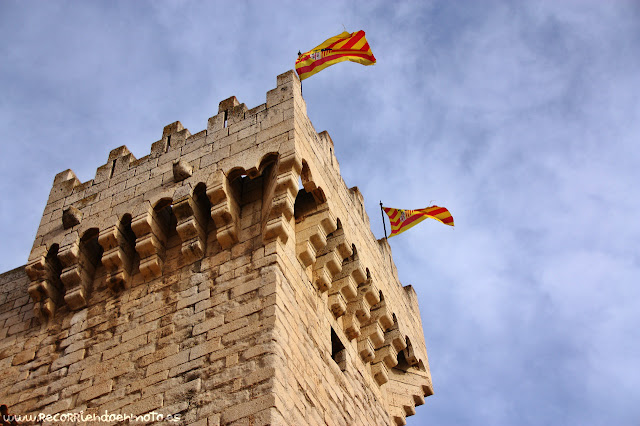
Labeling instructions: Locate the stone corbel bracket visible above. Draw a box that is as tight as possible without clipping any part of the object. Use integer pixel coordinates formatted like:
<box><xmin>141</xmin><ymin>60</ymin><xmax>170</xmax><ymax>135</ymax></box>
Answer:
<box><xmin>374</xmin><ymin>344</ymin><xmax>400</xmax><ymax>371</ymax></box>
<box><xmin>380</xmin><ymin>320</ymin><xmax>408</xmax><ymax>367</ymax></box>
<box><xmin>328</xmin><ymin>249</ymin><xmax>367</xmax><ymax>319</ymax></box>
<box><xmin>207</xmin><ymin>170</ymin><xmax>240</xmax><ymax>250</ymax></box>
<box><xmin>58</xmin><ymin>231</ymin><xmax>102</xmax><ymax>310</ymax></box>
<box><xmin>357</xmin><ymin>289</ymin><xmax>394</xmax><ymax>369</ymax></box>
<box><xmin>131</xmin><ymin>206</ymin><xmax>167</xmax><ymax>281</ymax></box>
<box><xmin>344</xmin><ymin>276</ymin><xmax>381</xmax><ymax>341</ymax></box>
<box><xmin>295</xmin><ymin>203</ymin><xmax>337</xmax><ymax>268</ymax></box>
<box><xmin>313</xmin><ymin>226</ymin><xmax>352</xmax><ymax>292</ymax></box>
<box><xmin>374</xmin><ymin>323</ymin><xmax>406</xmax><ymax>373</ymax></box>
<box><xmin>358</xmin><ymin>320</ymin><xmax>384</xmax><ymax>365</ymax></box>
<box><xmin>173</xmin><ymin>185</ymin><xmax>209</xmax><ymax>260</ymax></box>
<box><xmin>25</xmin><ymin>251</ymin><xmax>63</xmax><ymax>322</ymax></box>
<box><xmin>358</xmin><ymin>278</ymin><xmax>381</xmax><ymax>308</ymax></box>
<box><xmin>263</xmin><ymin>151</ymin><xmax>301</xmax><ymax>244</ymax></box>
<box><xmin>386</xmin><ymin>355</ymin><xmax>433</xmax><ymax>426</ymax></box>
<box><xmin>368</xmin><ymin>297</ymin><xmax>405</xmax><ymax>392</ymax></box>
<box><xmin>98</xmin><ymin>219</ymin><xmax>135</xmax><ymax>291</ymax></box>
<box><xmin>343</xmin><ymin>298</ymin><xmax>367</xmax><ymax>340</ymax></box>
<box><xmin>371</xmin><ymin>361</ymin><xmax>389</xmax><ymax>386</ymax></box>
<box><xmin>395</xmin><ymin>352</ymin><xmax>433</xmax><ymax>420</ymax></box>
<box><xmin>370</xmin><ymin>296</ymin><xmax>394</xmax><ymax>332</ymax></box>
<box><xmin>343</xmin><ymin>277</ymin><xmax>379</xmax><ymax>341</ymax></box>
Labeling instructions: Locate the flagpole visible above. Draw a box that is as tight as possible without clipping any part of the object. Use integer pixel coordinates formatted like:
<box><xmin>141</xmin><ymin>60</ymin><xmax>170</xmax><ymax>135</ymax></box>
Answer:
<box><xmin>297</xmin><ymin>51</ymin><xmax>303</xmax><ymax>96</ymax></box>
<box><xmin>380</xmin><ymin>201</ymin><xmax>388</xmax><ymax>239</ymax></box>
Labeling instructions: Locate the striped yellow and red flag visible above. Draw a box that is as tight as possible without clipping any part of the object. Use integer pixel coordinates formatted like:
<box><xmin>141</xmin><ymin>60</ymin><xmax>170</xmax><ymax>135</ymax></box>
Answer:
<box><xmin>383</xmin><ymin>206</ymin><xmax>454</xmax><ymax>237</ymax></box>
<box><xmin>295</xmin><ymin>30</ymin><xmax>376</xmax><ymax>81</ymax></box>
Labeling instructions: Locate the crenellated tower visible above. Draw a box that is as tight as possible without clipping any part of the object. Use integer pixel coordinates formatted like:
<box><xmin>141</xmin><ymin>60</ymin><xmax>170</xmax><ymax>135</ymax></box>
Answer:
<box><xmin>1</xmin><ymin>71</ymin><xmax>432</xmax><ymax>425</ymax></box>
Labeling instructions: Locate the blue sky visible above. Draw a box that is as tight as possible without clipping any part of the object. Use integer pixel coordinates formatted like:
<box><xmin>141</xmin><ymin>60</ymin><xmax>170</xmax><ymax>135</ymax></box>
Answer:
<box><xmin>1</xmin><ymin>1</ymin><xmax>639</xmax><ymax>424</ymax></box>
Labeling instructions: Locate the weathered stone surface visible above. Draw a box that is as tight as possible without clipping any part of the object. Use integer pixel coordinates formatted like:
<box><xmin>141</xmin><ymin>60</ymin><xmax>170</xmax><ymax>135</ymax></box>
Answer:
<box><xmin>172</xmin><ymin>160</ymin><xmax>193</xmax><ymax>182</ymax></box>
<box><xmin>62</xmin><ymin>206</ymin><xmax>82</xmax><ymax>229</ymax></box>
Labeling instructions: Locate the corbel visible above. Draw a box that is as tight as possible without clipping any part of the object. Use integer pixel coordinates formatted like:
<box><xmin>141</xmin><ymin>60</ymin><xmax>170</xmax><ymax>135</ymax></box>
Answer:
<box><xmin>312</xmin><ymin>226</ymin><xmax>351</xmax><ymax>292</ymax></box>
<box><xmin>25</xmin><ymin>252</ymin><xmax>63</xmax><ymax>322</ymax></box>
<box><xmin>173</xmin><ymin>187</ymin><xmax>208</xmax><ymax>260</ymax></box>
<box><xmin>207</xmin><ymin>170</ymin><xmax>240</xmax><ymax>249</ymax></box>
<box><xmin>98</xmin><ymin>220</ymin><xmax>135</xmax><ymax>291</ymax></box>
<box><xmin>131</xmin><ymin>207</ymin><xmax>167</xmax><ymax>280</ymax></box>
<box><xmin>295</xmin><ymin>203</ymin><xmax>337</xmax><ymax>267</ymax></box>
<box><xmin>263</xmin><ymin>151</ymin><xmax>301</xmax><ymax>243</ymax></box>
<box><xmin>58</xmin><ymin>232</ymin><xmax>101</xmax><ymax>310</ymax></box>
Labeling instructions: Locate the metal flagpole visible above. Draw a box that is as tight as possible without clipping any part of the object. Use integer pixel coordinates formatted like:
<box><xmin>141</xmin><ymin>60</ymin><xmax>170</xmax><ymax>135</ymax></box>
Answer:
<box><xmin>297</xmin><ymin>51</ymin><xmax>303</xmax><ymax>96</ymax></box>
<box><xmin>380</xmin><ymin>201</ymin><xmax>388</xmax><ymax>239</ymax></box>
<box><xmin>380</xmin><ymin>202</ymin><xmax>394</xmax><ymax>272</ymax></box>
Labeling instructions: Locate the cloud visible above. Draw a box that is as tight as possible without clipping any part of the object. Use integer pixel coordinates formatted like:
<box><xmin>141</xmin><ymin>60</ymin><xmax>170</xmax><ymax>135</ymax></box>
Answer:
<box><xmin>0</xmin><ymin>1</ymin><xmax>639</xmax><ymax>425</ymax></box>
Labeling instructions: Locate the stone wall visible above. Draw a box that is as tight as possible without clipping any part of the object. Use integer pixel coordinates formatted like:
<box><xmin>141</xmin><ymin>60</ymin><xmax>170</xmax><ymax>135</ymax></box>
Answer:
<box><xmin>0</xmin><ymin>71</ymin><xmax>432</xmax><ymax>425</ymax></box>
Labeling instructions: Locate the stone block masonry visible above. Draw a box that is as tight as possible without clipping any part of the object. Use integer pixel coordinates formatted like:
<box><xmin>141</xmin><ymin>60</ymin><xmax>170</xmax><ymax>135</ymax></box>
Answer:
<box><xmin>0</xmin><ymin>70</ymin><xmax>433</xmax><ymax>425</ymax></box>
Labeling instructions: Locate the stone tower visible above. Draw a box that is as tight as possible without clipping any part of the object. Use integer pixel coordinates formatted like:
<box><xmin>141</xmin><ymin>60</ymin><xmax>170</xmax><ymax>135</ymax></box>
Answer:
<box><xmin>0</xmin><ymin>71</ymin><xmax>433</xmax><ymax>425</ymax></box>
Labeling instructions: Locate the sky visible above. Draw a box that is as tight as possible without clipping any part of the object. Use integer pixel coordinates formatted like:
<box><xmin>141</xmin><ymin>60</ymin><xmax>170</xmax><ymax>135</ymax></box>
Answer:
<box><xmin>1</xmin><ymin>1</ymin><xmax>639</xmax><ymax>424</ymax></box>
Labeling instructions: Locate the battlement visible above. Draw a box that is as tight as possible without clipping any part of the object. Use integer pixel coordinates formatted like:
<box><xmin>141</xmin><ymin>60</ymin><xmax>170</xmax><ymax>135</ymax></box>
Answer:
<box><xmin>3</xmin><ymin>70</ymin><xmax>432</xmax><ymax>425</ymax></box>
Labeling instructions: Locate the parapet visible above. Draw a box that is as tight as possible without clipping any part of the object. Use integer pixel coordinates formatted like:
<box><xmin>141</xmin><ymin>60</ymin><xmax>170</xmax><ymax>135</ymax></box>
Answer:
<box><xmin>14</xmin><ymin>70</ymin><xmax>432</xmax><ymax>425</ymax></box>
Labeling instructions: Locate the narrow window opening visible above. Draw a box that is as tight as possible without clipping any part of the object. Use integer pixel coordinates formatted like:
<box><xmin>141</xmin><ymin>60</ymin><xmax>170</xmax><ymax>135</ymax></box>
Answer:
<box><xmin>153</xmin><ymin>198</ymin><xmax>177</xmax><ymax>237</ymax></box>
<box><xmin>120</xmin><ymin>214</ymin><xmax>136</xmax><ymax>256</ymax></box>
<box><xmin>330</xmin><ymin>148</ymin><xmax>333</xmax><ymax>166</ymax></box>
<box><xmin>109</xmin><ymin>159</ymin><xmax>117</xmax><ymax>178</ymax></box>
<box><xmin>224</xmin><ymin>110</ymin><xmax>228</xmax><ymax>128</ymax></box>
<box><xmin>166</xmin><ymin>135</ymin><xmax>171</xmax><ymax>153</ymax></box>
<box><xmin>193</xmin><ymin>183</ymin><xmax>212</xmax><ymax>233</ymax></box>
<box><xmin>331</xmin><ymin>327</ymin><xmax>347</xmax><ymax>371</ymax></box>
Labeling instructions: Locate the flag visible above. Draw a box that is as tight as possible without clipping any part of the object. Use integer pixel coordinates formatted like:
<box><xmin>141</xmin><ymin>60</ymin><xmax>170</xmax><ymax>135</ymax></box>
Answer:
<box><xmin>383</xmin><ymin>206</ymin><xmax>454</xmax><ymax>237</ymax></box>
<box><xmin>295</xmin><ymin>30</ymin><xmax>376</xmax><ymax>81</ymax></box>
